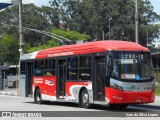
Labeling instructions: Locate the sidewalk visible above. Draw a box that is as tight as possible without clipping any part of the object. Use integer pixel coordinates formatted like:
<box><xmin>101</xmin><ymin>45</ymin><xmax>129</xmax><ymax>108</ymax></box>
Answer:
<box><xmin>0</xmin><ymin>88</ymin><xmax>17</xmax><ymax>96</ymax></box>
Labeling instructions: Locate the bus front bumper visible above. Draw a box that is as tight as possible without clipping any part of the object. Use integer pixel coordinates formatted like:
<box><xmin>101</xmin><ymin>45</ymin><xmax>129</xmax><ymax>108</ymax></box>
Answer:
<box><xmin>106</xmin><ymin>88</ymin><xmax>155</xmax><ymax>104</ymax></box>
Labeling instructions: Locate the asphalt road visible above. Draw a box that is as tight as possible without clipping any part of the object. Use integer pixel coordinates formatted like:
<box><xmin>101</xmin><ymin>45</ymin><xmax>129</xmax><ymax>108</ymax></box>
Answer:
<box><xmin>0</xmin><ymin>95</ymin><xmax>160</xmax><ymax>120</ymax></box>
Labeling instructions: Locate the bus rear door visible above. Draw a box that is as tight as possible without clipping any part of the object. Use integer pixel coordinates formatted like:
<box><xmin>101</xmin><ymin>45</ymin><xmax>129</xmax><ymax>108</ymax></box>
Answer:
<box><xmin>26</xmin><ymin>62</ymin><xmax>34</xmax><ymax>97</ymax></box>
<box><xmin>93</xmin><ymin>55</ymin><xmax>105</xmax><ymax>101</ymax></box>
<box><xmin>56</xmin><ymin>59</ymin><xmax>67</xmax><ymax>99</ymax></box>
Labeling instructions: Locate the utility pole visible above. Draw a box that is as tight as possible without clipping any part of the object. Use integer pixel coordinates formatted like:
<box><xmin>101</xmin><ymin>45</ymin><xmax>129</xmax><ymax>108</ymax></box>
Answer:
<box><xmin>19</xmin><ymin>0</ymin><xmax>24</xmax><ymax>57</ymax></box>
<box><xmin>135</xmin><ymin>0</ymin><xmax>139</xmax><ymax>43</ymax></box>
<box><xmin>102</xmin><ymin>30</ymin><xmax>104</xmax><ymax>40</ymax></box>
<box><xmin>109</xmin><ymin>18</ymin><xmax>112</xmax><ymax>40</ymax></box>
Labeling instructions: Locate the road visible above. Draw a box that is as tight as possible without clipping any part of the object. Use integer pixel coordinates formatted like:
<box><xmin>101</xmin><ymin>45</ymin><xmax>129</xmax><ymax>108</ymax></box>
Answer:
<box><xmin>0</xmin><ymin>95</ymin><xmax>160</xmax><ymax>120</ymax></box>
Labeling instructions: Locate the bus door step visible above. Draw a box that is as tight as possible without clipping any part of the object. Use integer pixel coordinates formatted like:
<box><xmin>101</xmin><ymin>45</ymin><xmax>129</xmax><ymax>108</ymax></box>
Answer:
<box><xmin>57</xmin><ymin>98</ymin><xmax>66</xmax><ymax>102</ymax></box>
<box><xmin>59</xmin><ymin>96</ymin><xmax>66</xmax><ymax>99</ymax></box>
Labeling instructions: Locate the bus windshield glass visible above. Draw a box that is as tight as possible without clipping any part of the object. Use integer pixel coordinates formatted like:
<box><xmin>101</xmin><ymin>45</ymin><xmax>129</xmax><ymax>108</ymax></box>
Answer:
<box><xmin>112</xmin><ymin>51</ymin><xmax>152</xmax><ymax>80</ymax></box>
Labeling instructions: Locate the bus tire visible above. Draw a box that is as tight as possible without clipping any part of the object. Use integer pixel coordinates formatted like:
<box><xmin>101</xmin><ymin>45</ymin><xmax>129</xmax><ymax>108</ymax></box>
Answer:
<box><xmin>34</xmin><ymin>88</ymin><xmax>42</xmax><ymax>104</ymax></box>
<box><xmin>80</xmin><ymin>89</ymin><xmax>91</xmax><ymax>109</ymax></box>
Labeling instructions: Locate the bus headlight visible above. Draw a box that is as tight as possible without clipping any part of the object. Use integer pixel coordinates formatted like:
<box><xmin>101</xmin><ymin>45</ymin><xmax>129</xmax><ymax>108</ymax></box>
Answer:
<box><xmin>110</xmin><ymin>83</ymin><xmax>123</xmax><ymax>91</ymax></box>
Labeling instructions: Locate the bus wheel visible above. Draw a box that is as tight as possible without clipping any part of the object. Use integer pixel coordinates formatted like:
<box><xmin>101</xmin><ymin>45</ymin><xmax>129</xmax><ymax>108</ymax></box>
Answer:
<box><xmin>81</xmin><ymin>89</ymin><xmax>90</xmax><ymax>109</ymax></box>
<box><xmin>34</xmin><ymin>88</ymin><xmax>42</xmax><ymax>104</ymax></box>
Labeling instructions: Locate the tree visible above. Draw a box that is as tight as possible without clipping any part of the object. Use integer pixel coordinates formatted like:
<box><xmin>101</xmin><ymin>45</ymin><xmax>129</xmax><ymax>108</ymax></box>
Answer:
<box><xmin>49</xmin><ymin>0</ymin><xmax>160</xmax><ymax>46</ymax></box>
<box><xmin>0</xmin><ymin>4</ymin><xmax>60</xmax><ymax>47</ymax></box>
<box><xmin>0</xmin><ymin>34</ymin><xmax>19</xmax><ymax>65</ymax></box>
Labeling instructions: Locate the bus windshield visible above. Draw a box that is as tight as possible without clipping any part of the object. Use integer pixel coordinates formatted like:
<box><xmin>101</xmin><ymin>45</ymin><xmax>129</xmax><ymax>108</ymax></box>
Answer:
<box><xmin>112</xmin><ymin>51</ymin><xmax>152</xmax><ymax>80</ymax></box>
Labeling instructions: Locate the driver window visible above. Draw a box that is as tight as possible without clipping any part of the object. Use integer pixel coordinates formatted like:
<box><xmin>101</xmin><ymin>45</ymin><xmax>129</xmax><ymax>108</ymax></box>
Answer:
<box><xmin>106</xmin><ymin>54</ymin><xmax>113</xmax><ymax>76</ymax></box>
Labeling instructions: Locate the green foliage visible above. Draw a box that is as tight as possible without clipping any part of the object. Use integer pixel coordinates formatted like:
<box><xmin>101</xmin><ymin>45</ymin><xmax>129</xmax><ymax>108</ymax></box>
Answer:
<box><xmin>0</xmin><ymin>4</ymin><xmax>60</xmax><ymax>47</ymax></box>
<box><xmin>26</xmin><ymin>29</ymin><xmax>91</xmax><ymax>53</ymax></box>
<box><xmin>50</xmin><ymin>0</ymin><xmax>160</xmax><ymax>46</ymax></box>
<box><xmin>0</xmin><ymin>34</ymin><xmax>19</xmax><ymax>65</ymax></box>
<box><xmin>27</xmin><ymin>44</ymin><xmax>50</xmax><ymax>53</ymax></box>
<box><xmin>26</xmin><ymin>39</ymin><xmax>58</xmax><ymax>53</ymax></box>
<box><xmin>153</xmin><ymin>69</ymin><xmax>160</xmax><ymax>95</ymax></box>
<box><xmin>156</xmin><ymin>84</ymin><xmax>160</xmax><ymax>95</ymax></box>
<box><xmin>52</xmin><ymin>29</ymin><xmax>91</xmax><ymax>41</ymax></box>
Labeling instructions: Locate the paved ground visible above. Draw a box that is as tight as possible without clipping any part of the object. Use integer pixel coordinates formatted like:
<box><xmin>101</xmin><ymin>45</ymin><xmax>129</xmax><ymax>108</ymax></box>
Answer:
<box><xmin>0</xmin><ymin>95</ymin><xmax>160</xmax><ymax>120</ymax></box>
<box><xmin>0</xmin><ymin>93</ymin><xmax>160</xmax><ymax>120</ymax></box>
<box><xmin>0</xmin><ymin>88</ymin><xmax>160</xmax><ymax>106</ymax></box>
<box><xmin>0</xmin><ymin>88</ymin><xmax>160</xmax><ymax>104</ymax></box>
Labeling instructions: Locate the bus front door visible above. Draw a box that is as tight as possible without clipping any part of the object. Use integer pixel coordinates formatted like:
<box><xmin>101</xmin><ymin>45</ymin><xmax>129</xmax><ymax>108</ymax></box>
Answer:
<box><xmin>56</xmin><ymin>59</ymin><xmax>66</xmax><ymax>99</ymax></box>
<box><xmin>26</xmin><ymin>62</ymin><xmax>34</xmax><ymax>97</ymax></box>
<box><xmin>93</xmin><ymin>56</ymin><xmax>105</xmax><ymax>101</ymax></box>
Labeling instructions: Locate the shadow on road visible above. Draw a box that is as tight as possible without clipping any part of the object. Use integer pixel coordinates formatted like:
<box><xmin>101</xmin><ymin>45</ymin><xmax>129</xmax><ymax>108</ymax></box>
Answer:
<box><xmin>24</xmin><ymin>101</ymin><xmax>160</xmax><ymax>112</ymax></box>
<box><xmin>132</xmin><ymin>104</ymin><xmax>160</xmax><ymax>110</ymax></box>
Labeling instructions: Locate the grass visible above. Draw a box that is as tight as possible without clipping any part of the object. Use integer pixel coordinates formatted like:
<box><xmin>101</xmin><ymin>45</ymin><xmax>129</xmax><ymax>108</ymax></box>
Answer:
<box><xmin>155</xmin><ymin>83</ymin><xmax>160</xmax><ymax>95</ymax></box>
<box><xmin>153</xmin><ymin>69</ymin><xmax>160</xmax><ymax>95</ymax></box>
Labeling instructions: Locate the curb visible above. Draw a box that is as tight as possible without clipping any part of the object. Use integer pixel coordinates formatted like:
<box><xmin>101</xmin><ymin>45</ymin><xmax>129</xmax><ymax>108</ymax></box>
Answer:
<box><xmin>0</xmin><ymin>92</ymin><xmax>17</xmax><ymax>96</ymax></box>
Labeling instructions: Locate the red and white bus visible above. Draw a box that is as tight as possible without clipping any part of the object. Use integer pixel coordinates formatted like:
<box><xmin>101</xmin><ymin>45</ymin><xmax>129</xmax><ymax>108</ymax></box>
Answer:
<box><xmin>19</xmin><ymin>40</ymin><xmax>155</xmax><ymax>108</ymax></box>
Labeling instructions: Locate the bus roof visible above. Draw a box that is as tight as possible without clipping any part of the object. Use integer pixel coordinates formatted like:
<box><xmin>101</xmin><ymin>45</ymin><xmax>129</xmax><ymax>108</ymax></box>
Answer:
<box><xmin>21</xmin><ymin>40</ymin><xmax>149</xmax><ymax>60</ymax></box>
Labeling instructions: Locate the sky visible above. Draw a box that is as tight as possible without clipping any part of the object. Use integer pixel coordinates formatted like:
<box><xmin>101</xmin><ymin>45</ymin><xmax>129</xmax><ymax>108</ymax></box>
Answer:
<box><xmin>0</xmin><ymin>0</ymin><xmax>159</xmax><ymax>15</ymax></box>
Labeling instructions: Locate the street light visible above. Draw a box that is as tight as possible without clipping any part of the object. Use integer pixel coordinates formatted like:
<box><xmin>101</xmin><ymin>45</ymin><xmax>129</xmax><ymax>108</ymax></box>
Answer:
<box><xmin>121</xmin><ymin>33</ymin><xmax>124</xmax><ymax>40</ymax></box>
<box><xmin>109</xmin><ymin>18</ymin><xmax>112</xmax><ymax>40</ymax></box>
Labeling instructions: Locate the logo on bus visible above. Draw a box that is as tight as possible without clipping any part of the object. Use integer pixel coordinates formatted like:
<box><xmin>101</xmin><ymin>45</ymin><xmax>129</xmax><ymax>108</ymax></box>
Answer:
<box><xmin>45</xmin><ymin>80</ymin><xmax>54</xmax><ymax>86</ymax></box>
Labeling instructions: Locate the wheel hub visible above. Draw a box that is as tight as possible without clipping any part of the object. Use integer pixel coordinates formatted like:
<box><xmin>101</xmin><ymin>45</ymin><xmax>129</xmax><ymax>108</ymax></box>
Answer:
<box><xmin>37</xmin><ymin>94</ymin><xmax>40</xmax><ymax>102</ymax></box>
<box><xmin>83</xmin><ymin>94</ymin><xmax>88</xmax><ymax>104</ymax></box>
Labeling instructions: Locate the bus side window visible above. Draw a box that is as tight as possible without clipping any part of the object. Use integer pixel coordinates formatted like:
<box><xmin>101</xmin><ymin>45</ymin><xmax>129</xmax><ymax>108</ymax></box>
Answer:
<box><xmin>67</xmin><ymin>57</ymin><xmax>78</xmax><ymax>81</ymax></box>
<box><xmin>34</xmin><ymin>60</ymin><xmax>44</xmax><ymax>76</ymax></box>
<box><xmin>80</xmin><ymin>56</ymin><xmax>91</xmax><ymax>67</ymax></box>
<box><xmin>106</xmin><ymin>54</ymin><xmax>113</xmax><ymax>76</ymax></box>
<box><xmin>46</xmin><ymin>71</ymin><xmax>52</xmax><ymax>76</ymax></box>
<box><xmin>79</xmin><ymin>56</ymin><xmax>91</xmax><ymax>80</ymax></box>
<box><xmin>68</xmin><ymin>57</ymin><xmax>78</xmax><ymax>68</ymax></box>
<box><xmin>45</xmin><ymin>59</ymin><xmax>55</xmax><ymax>69</ymax></box>
<box><xmin>44</xmin><ymin>59</ymin><xmax>55</xmax><ymax>76</ymax></box>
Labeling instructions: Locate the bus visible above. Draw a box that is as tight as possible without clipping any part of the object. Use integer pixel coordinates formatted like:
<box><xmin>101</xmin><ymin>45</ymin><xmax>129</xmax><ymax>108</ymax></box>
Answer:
<box><xmin>19</xmin><ymin>40</ymin><xmax>155</xmax><ymax>108</ymax></box>
<box><xmin>2</xmin><ymin>65</ymin><xmax>18</xmax><ymax>88</ymax></box>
